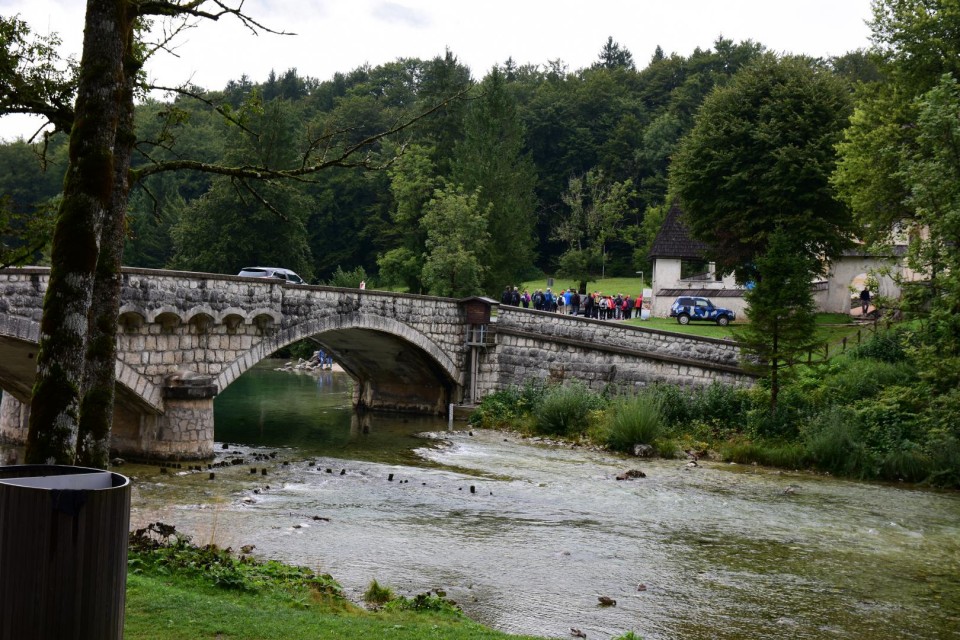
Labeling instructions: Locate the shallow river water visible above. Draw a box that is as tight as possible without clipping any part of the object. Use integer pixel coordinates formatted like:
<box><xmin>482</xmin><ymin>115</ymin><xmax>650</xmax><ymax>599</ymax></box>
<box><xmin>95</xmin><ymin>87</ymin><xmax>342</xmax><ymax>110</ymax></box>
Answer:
<box><xmin>122</xmin><ymin>363</ymin><xmax>960</xmax><ymax>640</ymax></box>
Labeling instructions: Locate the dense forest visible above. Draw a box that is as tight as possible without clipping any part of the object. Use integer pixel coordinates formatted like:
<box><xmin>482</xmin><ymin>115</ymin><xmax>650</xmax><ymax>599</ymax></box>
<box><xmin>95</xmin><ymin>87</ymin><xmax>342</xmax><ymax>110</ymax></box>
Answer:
<box><xmin>0</xmin><ymin>36</ymin><xmax>876</xmax><ymax>296</ymax></box>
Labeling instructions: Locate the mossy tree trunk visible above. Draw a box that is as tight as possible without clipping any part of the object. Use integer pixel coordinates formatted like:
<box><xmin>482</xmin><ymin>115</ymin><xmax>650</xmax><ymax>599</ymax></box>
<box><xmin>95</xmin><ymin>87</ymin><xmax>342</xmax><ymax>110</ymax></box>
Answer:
<box><xmin>26</xmin><ymin>0</ymin><xmax>131</xmax><ymax>465</ymax></box>
<box><xmin>77</xmin><ymin>15</ymin><xmax>138</xmax><ymax>469</ymax></box>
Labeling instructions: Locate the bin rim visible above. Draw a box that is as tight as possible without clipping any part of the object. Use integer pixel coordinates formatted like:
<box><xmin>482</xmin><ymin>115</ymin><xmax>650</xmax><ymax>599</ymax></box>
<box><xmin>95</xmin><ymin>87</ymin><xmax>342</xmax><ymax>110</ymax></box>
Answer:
<box><xmin>0</xmin><ymin>464</ymin><xmax>130</xmax><ymax>490</ymax></box>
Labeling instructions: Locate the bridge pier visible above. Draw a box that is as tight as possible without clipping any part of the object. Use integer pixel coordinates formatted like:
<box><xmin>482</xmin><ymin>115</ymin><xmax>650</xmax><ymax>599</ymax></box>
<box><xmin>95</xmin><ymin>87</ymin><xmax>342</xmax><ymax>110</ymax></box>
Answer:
<box><xmin>110</xmin><ymin>374</ymin><xmax>218</xmax><ymax>461</ymax></box>
<box><xmin>0</xmin><ymin>393</ymin><xmax>29</xmax><ymax>446</ymax></box>
<box><xmin>0</xmin><ymin>384</ymin><xmax>217</xmax><ymax>463</ymax></box>
<box><xmin>113</xmin><ymin>397</ymin><xmax>215</xmax><ymax>461</ymax></box>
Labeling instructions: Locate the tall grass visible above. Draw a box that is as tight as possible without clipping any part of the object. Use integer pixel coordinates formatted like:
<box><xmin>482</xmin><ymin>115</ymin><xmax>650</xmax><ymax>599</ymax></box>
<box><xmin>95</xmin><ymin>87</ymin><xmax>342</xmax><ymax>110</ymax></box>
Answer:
<box><xmin>601</xmin><ymin>392</ymin><xmax>664</xmax><ymax>453</ymax></box>
<box><xmin>533</xmin><ymin>382</ymin><xmax>602</xmax><ymax>437</ymax></box>
<box><xmin>719</xmin><ymin>439</ymin><xmax>809</xmax><ymax>468</ymax></box>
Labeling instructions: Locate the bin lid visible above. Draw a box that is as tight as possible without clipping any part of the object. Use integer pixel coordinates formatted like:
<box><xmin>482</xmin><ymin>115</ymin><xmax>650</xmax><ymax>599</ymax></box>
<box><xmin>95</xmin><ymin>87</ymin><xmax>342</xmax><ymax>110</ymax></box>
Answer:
<box><xmin>0</xmin><ymin>471</ymin><xmax>113</xmax><ymax>490</ymax></box>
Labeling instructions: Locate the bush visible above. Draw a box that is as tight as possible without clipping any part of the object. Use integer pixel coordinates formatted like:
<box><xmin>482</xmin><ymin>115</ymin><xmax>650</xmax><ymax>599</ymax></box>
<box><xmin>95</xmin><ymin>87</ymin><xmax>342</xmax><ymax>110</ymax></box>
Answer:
<box><xmin>719</xmin><ymin>439</ymin><xmax>808</xmax><ymax>468</ymax></box>
<box><xmin>533</xmin><ymin>382</ymin><xmax>603</xmax><ymax>437</ymax></box>
<box><xmin>383</xmin><ymin>591</ymin><xmax>461</xmax><ymax>614</ymax></box>
<box><xmin>879</xmin><ymin>447</ymin><xmax>931</xmax><ymax>483</ymax></box>
<box><xmin>647</xmin><ymin>383</ymin><xmax>695</xmax><ymax>426</ymax></box>
<box><xmin>854</xmin><ymin>385</ymin><xmax>923</xmax><ymax>454</ymax></box>
<box><xmin>326</xmin><ymin>265</ymin><xmax>369</xmax><ymax>288</ymax></box>
<box><xmin>601</xmin><ymin>392</ymin><xmax>664</xmax><ymax>453</ymax></box>
<box><xmin>804</xmin><ymin>408</ymin><xmax>878</xmax><ymax>479</ymax></box>
<box><xmin>746</xmin><ymin>402</ymin><xmax>803</xmax><ymax>441</ymax></box>
<box><xmin>469</xmin><ymin>381</ymin><xmax>546</xmax><ymax>428</ymax></box>
<box><xmin>823</xmin><ymin>359</ymin><xmax>916</xmax><ymax>405</ymax></box>
<box><xmin>850</xmin><ymin>329</ymin><xmax>908</xmax><ymax>363</ymax></box>
<box><xmin>691</xmin><ymin>382</ymin><xmax>752</xmax><ymax>436</ymax></box>
<box><xmin>922</xmin><ymin>429</ymin><xmax>960</xmax><ymax>488</ymax></box>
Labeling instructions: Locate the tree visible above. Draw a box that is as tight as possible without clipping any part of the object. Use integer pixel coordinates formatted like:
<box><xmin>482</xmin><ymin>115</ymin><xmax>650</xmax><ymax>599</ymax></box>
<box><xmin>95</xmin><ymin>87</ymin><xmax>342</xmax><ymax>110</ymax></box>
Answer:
<box><xmin>736</xmin><ymin>230</ymin><xmax>820</xmax><ymax>413</ymax></box>
<box><xmin>419</xmin><ymin>183</ymin><xmax>490</xmax><ymax>297</ymax></box>
<box><xmin>833</xmin><ymin>0</ymin><xmax>960</xmax><ymax>243</ymax></box>
<box><xmin>670</xmin><ymin>54</ymin><xmax>854</xmax><ymax>282</ymax></box>
<box><xmin>898</xmin><ymin>75</ymin><xmax>960</xmax><ymax>388</ymax></box>
<box><xmin>452</xmin><ymin>68</ymin><xmax>538</xmax><ymax>291</ymax></box>
<box><xmin>24</xmin><ymin>0</ymin><xmax>135</xmax><ymax>465</ymax></box>
<box><xmin>169</xmin><ymin>100</ymin><xmax>314</xmax><ymax>279</ymax></box>
<box><xmin>0</xmin><ymin>16</ymin><xmax>76</xmax><ymax>138</ymax></box>
<box><xmin>554</xmin><ymin>170</ymin><xmax>636</xmax><ymax>286</ymax></box>
<box><xmin>595</xmin><ymin>36</ymin><xmax>635</xmax><ymax>71</ymax></box>
<box><xmin>4</xmin><ymin>2</ymin><xmax>463</xmax><ymax>467</ymax></box>
<box><xmin>377</xmin><ymin>144</ymin><xmax>439</xmax><ymax>292</ymax></box>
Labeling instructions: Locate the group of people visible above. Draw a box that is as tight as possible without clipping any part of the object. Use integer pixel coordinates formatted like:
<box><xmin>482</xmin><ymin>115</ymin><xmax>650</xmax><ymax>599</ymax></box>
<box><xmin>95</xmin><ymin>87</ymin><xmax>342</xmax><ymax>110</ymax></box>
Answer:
<box><xmin>500</xmin><ymin>285</ymin><xmax>643</xmax><ymax>320</ymax></box>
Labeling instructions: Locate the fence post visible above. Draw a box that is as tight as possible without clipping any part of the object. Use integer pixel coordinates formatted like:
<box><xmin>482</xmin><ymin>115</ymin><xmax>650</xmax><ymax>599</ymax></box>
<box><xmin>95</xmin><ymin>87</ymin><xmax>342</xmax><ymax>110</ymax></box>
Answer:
<box><xmin>842</xmin><ymin>337</ymin><xmax>847</xmax><ymax>352</ymax></box>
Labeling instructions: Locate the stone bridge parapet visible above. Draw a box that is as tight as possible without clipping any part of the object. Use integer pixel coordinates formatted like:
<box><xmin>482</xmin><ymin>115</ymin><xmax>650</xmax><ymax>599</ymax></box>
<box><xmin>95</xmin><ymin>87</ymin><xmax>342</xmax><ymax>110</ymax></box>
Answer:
<box><xmin>479</xmin><ymin>307</ymin><xmax>750</xmax><ymax>394</ymax></box>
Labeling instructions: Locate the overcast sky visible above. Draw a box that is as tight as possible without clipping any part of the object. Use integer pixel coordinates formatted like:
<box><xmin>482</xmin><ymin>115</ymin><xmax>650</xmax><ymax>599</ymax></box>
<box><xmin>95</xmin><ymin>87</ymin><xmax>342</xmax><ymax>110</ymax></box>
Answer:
<box><xmin>0</xmin><ymin>0</ymin><xmax>875</xmax><ymax>141</ymax></box>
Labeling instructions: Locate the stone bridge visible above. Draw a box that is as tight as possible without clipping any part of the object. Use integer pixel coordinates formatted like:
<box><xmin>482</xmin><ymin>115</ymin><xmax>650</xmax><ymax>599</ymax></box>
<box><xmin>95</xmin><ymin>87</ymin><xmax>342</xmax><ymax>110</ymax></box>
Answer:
<box><xmin>0</xmin><ymin>267</ymin><xmax>750</xmax><ymax>460</ymax></box>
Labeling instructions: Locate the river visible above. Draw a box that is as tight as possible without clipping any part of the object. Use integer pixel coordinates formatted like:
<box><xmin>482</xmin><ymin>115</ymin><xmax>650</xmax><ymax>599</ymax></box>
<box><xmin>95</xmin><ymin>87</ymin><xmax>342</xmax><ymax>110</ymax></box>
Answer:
<box><xmin>116</xmin><ymin>362</ymin><xmax>960</xmax><ymax>639</ymax></box>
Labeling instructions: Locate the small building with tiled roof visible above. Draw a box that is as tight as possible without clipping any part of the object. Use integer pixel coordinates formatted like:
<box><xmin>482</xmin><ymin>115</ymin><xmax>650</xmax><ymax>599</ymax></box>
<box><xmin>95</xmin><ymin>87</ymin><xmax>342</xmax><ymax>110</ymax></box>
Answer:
<box><xmin>646</xmin><ymin>202</ymin><xmax>915</xmax><ymax>319</ymax></box>
<box><xmin>647</xmin><ymin>203</ymin><xmax>744</xmax><ymax>318</ymax></box>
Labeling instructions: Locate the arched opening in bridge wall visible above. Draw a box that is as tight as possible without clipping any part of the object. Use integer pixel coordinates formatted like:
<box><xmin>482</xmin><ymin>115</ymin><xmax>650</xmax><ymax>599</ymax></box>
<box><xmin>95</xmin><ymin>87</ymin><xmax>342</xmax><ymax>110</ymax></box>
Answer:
<box><xmin>0</xmin><ymin>332</ymin><xmax>163</xmax><ymax>453</ymax></box>
<box><xmin>216</xmin><ymin>315</ymin><xmax>462</xmax><ymax>416</ymax></box>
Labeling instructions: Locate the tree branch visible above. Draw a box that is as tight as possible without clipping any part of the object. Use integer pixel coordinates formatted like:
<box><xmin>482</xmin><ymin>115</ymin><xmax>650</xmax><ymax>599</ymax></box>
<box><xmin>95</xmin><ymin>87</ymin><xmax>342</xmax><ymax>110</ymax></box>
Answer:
<box><xmin>133</xmin><ymin>87</ymin><xmax>469</xmax><ymax>183</ymax></box>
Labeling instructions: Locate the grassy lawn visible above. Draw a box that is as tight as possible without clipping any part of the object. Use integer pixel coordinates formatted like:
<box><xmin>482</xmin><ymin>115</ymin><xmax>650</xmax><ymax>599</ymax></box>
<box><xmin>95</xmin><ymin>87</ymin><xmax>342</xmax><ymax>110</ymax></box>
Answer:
<box><xmin>518</xmin><ymin>276</ymin><xmax>646</xmax><ymax>296</ymax></box>
<box><xmin>125</xmin><ymin>570</ymin><xmax>545</xmax><ymax>640</ymax></box>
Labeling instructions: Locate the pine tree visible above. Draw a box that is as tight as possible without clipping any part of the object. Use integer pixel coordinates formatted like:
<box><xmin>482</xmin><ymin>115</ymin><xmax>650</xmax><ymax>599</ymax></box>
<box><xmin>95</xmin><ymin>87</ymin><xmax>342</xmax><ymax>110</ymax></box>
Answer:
<box><xmin>736</xmin><ymin>230</ymin><xmax>819</xmax><ymax>412</ymax></box>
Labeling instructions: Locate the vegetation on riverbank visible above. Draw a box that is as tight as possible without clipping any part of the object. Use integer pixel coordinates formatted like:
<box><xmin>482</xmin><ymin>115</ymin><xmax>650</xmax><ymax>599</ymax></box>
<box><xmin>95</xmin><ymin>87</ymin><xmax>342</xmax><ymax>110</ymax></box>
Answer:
<box><xmin>124</xmin><ymin>523</ymin><xmax>547</xmax><ymax>640</ymax></box>
<box><xmin>469</xmin><ymin>325</ymin><xmax>960</xmax><ymax>488</ymax></box>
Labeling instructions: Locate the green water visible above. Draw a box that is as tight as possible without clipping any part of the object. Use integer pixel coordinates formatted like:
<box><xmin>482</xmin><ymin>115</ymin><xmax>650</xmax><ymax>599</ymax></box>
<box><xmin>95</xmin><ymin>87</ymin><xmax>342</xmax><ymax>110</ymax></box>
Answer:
<box><xmin>118</xmin><ymin>362</ymin><xmax>960</xmax><ymax>640</ymax></box>
<box><xmin>213</xmin><ymin>362</ymin><xmax>449</xmax><ymax>465</ymax></box>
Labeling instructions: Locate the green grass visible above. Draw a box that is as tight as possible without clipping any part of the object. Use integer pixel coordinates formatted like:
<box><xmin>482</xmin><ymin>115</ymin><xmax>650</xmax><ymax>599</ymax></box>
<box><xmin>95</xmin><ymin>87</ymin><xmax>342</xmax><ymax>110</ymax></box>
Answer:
<box><xmin>124</xmin><ymin>527</ymin><xmax>545</xmax><ymax>640</ymax></box>
<box><xmin>625</xmin><ymin>316</ymin><xmax>739</xmax><ymax>337</ymax></box>
<box><xmin>518</xmin><ymin>276</ymin><xmax>646</xmax><ymax>297</ymax></box>
<box><xmin>125</xmin><ymin>571</ymin><xmax>540</xmax><ymax>640</ymax></box>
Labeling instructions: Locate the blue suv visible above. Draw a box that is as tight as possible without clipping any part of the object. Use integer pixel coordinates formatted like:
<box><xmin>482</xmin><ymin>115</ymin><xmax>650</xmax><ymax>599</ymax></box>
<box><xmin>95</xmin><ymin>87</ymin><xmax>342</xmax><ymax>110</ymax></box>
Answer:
<box><xmin>670</xmin><ymin>296</ymin><xmax>735</xmax><ymax>326</ymax></box>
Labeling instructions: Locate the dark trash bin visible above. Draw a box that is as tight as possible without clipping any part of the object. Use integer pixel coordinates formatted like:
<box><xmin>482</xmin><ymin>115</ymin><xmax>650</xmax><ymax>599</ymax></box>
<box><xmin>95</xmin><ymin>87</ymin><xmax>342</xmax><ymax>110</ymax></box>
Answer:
<box><xmin>0</xmin><ymin>464</ymin><xmax>131</xmax><ymax>640</ymax></box>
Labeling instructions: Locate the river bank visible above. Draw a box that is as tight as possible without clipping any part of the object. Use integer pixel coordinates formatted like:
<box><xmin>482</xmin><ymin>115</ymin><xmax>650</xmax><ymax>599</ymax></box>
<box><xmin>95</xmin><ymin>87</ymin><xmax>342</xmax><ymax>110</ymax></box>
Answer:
<box><xmin>124</xmin><ymin>415</ymin><xmax>960</xmax><ymax>640</ymax></box>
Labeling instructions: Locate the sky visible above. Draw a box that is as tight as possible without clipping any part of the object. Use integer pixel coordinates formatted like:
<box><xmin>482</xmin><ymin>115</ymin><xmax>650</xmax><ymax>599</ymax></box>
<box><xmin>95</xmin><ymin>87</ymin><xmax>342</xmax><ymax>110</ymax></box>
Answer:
<box><xmin>0</xmin><ymin>0</ymin><xmax>876</xmax><ymax>141</ymax></box>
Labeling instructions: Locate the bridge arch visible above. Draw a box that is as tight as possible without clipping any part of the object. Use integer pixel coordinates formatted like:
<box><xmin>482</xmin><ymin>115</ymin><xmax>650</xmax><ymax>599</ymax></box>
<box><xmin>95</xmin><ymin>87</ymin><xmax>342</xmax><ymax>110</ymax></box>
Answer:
<box><xmin>0</xmin><ymin>317</ymin><xmax>163</xmax><ymax>414</ymax></box>
<box><xmin>215</xmin><ymin>312</ymin><xmax>462</xmax><ymax>414</ymax></box>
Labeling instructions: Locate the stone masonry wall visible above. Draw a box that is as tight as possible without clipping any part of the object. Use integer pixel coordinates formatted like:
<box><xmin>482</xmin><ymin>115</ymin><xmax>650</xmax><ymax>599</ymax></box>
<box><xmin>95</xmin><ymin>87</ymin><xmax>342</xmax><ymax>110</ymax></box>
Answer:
<box><xmin>474</xmin><ymin>307</ymin><xmax>752</xmax><ymax>399</ymax></box>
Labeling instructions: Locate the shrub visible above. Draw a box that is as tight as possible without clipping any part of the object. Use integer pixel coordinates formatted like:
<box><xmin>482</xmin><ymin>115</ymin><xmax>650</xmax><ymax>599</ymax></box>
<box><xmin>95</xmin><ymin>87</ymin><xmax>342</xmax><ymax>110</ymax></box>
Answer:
<box><xmin>469</xmin><ymin>381</ymin><xmax>546</xmax><ymax>428</ymax></box>
<box><xmin>601</xmin><ymin>392</ymin><xmax>664</xmax><ymax>453</ymax></box>
<box><xmin>925</xmin><ymin>429</ymin><xmax>960</xmax><ymax>488</ymax></box>
<box><xmin>850</xmin><ymin>329</ymin><xmax>908</xmax><ymax>363</ymax></box>
<box><xmin>691</xmin><ymin>382</ymin><xmax>752</xmax><ymax>436</ymax></box>
<box><xmin>383</xmin><ymin>591</ymin><xmax>461</xmax><ymax>614</ymax></box>
<box><xmin>804</xmin><ymin>408</ymin><xmax>878</xmax><ymax>479</ymax></box>
<box><xmin>745</xmin><ymin>403</ymin><xmax>803</xmax><ymax>441</ymax></box>
<box><xmin>325</xmin><ymin>265</ymin><xmax>369</xmax><ymax>288</ymax></box>
<box><xmin>854</xmin><ymin>385</ymin><xmax>922</xmax><ymax>454</ymax></box>
<box><xmin>879</xmin><ymin>447</ymin><xmax>930</xmax><ymax>483</ymax></box>
<box><xmin>823</xmin><ymin>359</ymin><xmax>916</xmax><ymax>404</ymax></box>
<box><xmin>647</xmin><ymin>383</ymin><xmax>695</xmax><ymax>426</ymax></box>
<box><xmin>533</xmin><ymin>382</ymin><xmax>603</xmax><ymax>437</ymax></box>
